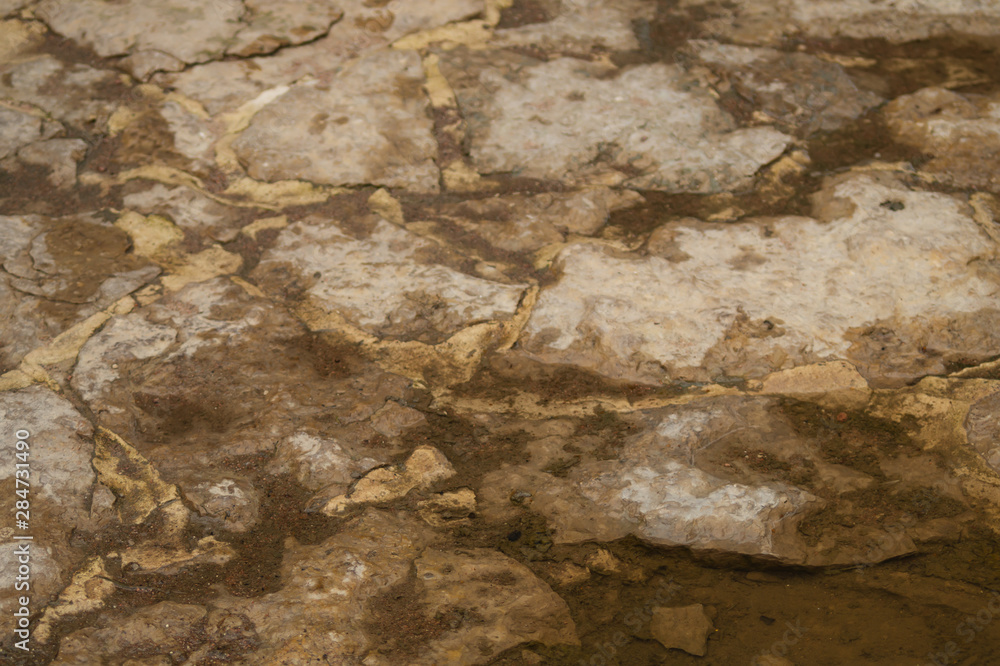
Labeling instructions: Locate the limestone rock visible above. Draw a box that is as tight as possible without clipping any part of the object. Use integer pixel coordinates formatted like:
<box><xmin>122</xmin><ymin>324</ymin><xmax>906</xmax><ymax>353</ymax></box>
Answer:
<box><xmin>36</xmin><ymin>0</ymin><xmax>244</xmax><ymax>76</ymax></box>
<box><xmin>16</xmin><ymin>138</ymin><xmax>87</xmax><ymax>187</ymax></box>
<box><xmin>424</xmin><ymin>187</ymin><xmax>643</xmax><ymax>252</ymax></box>
<box><xmin>53</xmin><ymin>602</ymin><xmax>208</xmax><ymax>665</ymax></box>
<box><xmin>0</xmin><ymin>107</ymin><xmax>42</xmax><ymax>159</ymax></box>
<box><xmin>155</xmin><ymin>0</ymin><xmax>482</xmax><ymax>114</ymax></box>
<box><xmin>227</xmin><ymin>0</ymin><xmax>344</xmax><ymax>58</ymax></box>
<box><xmin>0</xmin><ymin>55</ymin><xmax>120</xmax><ymax>130</ymax></box>
<box><xmin>417</xmin><ymin>488</ymin><xmax>477</xmax><ymax>526</ymax></box>
<box><xmin>269</xmin><ymin>431</ymin><xmax>384</xmax><ymax>493</ymax></box>
<box><xmin>185</xmin><ymin>476</ymin><xmax>260</xmax><ymax>533</ymax></box>
<box><xmin>441</xmin><ymin>52</ymin><xmax>791</xmax><ymax>192</ymax></box>
<box><xmin>403</xmin><ymin>548</ymin><xmax>579</xmax><ymax>664</ymax></box>
<box><xmin>252</xmin><ymin>215</ymin><xmax>527</xmax><ymax>343</ymax></box>
<box><xmin>885</xmin><ymin>87</ymin><xmax>1000</xmax><ymax>191</ymax></box>
<box><xmin>494</xmin><ymin>0</ymin><xmax>654</xmax><ymax>52</ymax></box>
<box><xmin>239</xmin><ymin>509</ymin><xmax>431</xmax><ymax>661</ymax></box>
<box><xmin>682</xmin><ymin>40</ymin><xmax>883</xmax><ymax>136</ymax></box>
<box><xmin>317</xmin><ymin>445</ymin><xmax>455</xmax><ymax>514</ymax></box>
<box><xmin>754</xmin><ymin>361</ymin><xmax>871</xmax><ymax>410</ymax></box>
<box><xmin>0</xmin><ymin>387</ymin><xmax>95</xmax><ymax>638</ymax></box>
<box><xmin>520</xmin><ymin>174</ymin><xmax>1000</xmax><ymax>386</ymax></box>
<box><xmin>71</xmin><ymin>277</ymin><xmax>415</xmax><ymax>534</ymax></box>
<box><xmin>697</xmin><ymin>0</ymin><xmax>1000</xmax><ymax>43</ymax></box>
<box><xmin>122</xmin><ymin>183</ymin><xmax>249</xmax><ymax>243</ymax></box>
<box><xmin>233</xmin><ymin>50</ymin><xmax>439</xmax><ymax>192</ymax></box>
<box><xmin>650</xmin><ymin>604</ymin><xmax>714</xmax><ymax>656</ymax></box>
<box><xmin>544</xmin><ymin>561</ymin><xmax>591</xmax><ymax>587</ymax></box>
<box><xmin>964</xmin><ymin>388</ymin><xmax>1000</xmax><ymax>474</ymax></box>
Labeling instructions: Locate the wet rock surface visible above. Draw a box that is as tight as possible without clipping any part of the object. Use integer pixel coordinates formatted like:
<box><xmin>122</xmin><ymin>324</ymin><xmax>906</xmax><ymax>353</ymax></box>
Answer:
<box><xmin>2</xmin><ymin>1</ymin><xmax>1000</xmax><ymax>664</ymax></box>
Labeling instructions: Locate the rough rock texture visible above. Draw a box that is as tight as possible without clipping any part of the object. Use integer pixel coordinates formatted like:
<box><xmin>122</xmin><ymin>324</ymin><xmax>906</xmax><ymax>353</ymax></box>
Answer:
<box><xmin>650</xmin><ymin>604</ymin><xmax>714</xmax><ymax>656</ymax></box>
<box><xmin>405</xmin><ymin>548</ymin><xmax>579</xmax><ymax>664</ymax></box>
<box><xmin>682</xmin><ymin>40</ymin><xmax>884</xmax><ymax>136</ymax></box>
<box><xmin>252</xmin><ymin>215</ymin><xmax>527</xmax><ymax>343</ymax></box>
<box><xmin>71</xmin><ymin>277</ymin><xmax>415</xmax><ymax>534</ymax></box>
<box><xmin>226</xmin><ymin>0</ymin><xmax>344</xmax><ymax>58</ymax></box>
<box><xmin>122</xmin><ymin>183</ymin><xmax>252</xmax><ymax>243</ymax></box>
<box><xmin>885</xmin><ymin>87</ymin><xmax>1000</xmax><ymax>191</ymax></box>
<box><xmin>0</xmin><ymin>56</ymin><xmax>120</xmax><ymax>129</ymax></box>
<box><xmin>965</xmin><ymin>388</ymin><xmax>1000</xmax><ymax>473</ymax></box>
<box><xmin>4</xmin><ymin>1</ymin><xmax>1000</xmax><ymax>663</ymax></box>
<box><xmin>479</xmin><ymin>390</ymin><xmax>976</xmax><ymax>567</ymax></box>
<box><xmin>0</xmin><ymin>213</ymin><xmax>159</xmax><ymax>371</ymax></box>
<box><xmin>36</xmin><ymin>0</ymin><xmax>245</xmax><ymax>76</ymax></box>
<box><xmin>442</xmin><ymin>52</ymin><xmax>791</xmax><ymax>192</ymax></box>
<box><xmin>233</xmin><ymin>50</ymin><xmax>440</xmax><ymax>191</ymax></box>
<box><xmin>480</xmin><ymin>399</ymin><xmax>816</xmax><ymax>559</ymax></box>
<box><xmin>156</xmin><ymin>0</ymin><xmax>482</xmax><ymax>114</ymax></box>
<box><xmin>421</xmin><ymin>187</ymin><xmax>643</xmax><ymax>252</ymax></box>
<box><xmin>494</xmin><ymin>0</ymin><xmax>654</xmax><ymax>52</ymax></box>
<box><xmin>0</xmin><ymin>387</ymin><xmax>96</xmax><ymax>637</ymax></box>
<box><xmin>695</xmin><ymin>0</ymin><xmax>1000</xmax><ymax>43</ymax></box>
<box><xmin>0</xmin><ymin>107</ymin><xmax>42</xmax><ymax>159</ymax></box>
<box><xmin>316</xmin><ymin>445</ymin><xmax>456</xmax><ymax>514</ymax></box>
<box><xmin>15</xmin><ymin>139</ymin><xmax>87</xmax><ymax>188</ymax></box>
<box><xmin>520</xmin><ymin>173</ymin><xmax>1000</xmax><ymax>386</ymax></box>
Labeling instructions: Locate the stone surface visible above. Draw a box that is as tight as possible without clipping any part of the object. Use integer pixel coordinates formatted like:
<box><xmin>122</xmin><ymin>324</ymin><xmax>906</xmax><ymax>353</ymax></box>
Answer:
<box><xmin>0</xmin><ymin>107</ymin><xmax>42</xmax><ymax>159</ymax></box>
<box><xmin>422</xmin><ymin>187</ymin><xmax>643</xmax><ymax>252</ymax></box>
<box><xmin>885</xmin><ymin>87</ymin><xmax>1000</xmax><ymax>191</ymax></box>
<box><xmin>494</xmin><ymin>0</ymin><xmax>654</xmax><ymax>52</ymax></box>
<box><xmin>520</xmin><ymin>173</ymin><xmax>1000</xmax><ymax>386</ymax></box>
<box><xmin>650</xmin><ymin>604</ymin><xmax>714</xmax><ymax>656</ymax></box>
<box><xmin>0</xmin><ymin>387</ymin><xmax>96</xmax><ymax>637</ymax></box>
<box><xmin>682</xmin><ymin>40</ymin><xmax>883</xmax><ymax>136</ymax></box>
<box><xmin>226</xmin><ymin>0</ymin><xmax>344</xmax><ymax>57</ymax></box>
<box><xmin>3</xmin><ymin>3</ymin><xmax>1000</xmax><ymax>664</ymax></box>
<box><xmin>122</xmin><ymin>183</ymin><xmax>250</xmax><ymax>242</ymax></box>
<box><xmin>0</xmin><ymin>213</ymin><xmax>159</xmax><ymax>371</ymax></box>
<box><xmin>252</xmin><ymin>214</ymin><xmax>528</xmax><ymax>343</ymax></box>
<box><xmin>407</xmin><ymin>548</ymin><xmax>579</xmax><ymax>663</ymax></box>
<box><xmin>16</xmin><ymin>138</ymin><xmax>87</xmax><ymax>187</ymax></box>
<box><xmin>695</xmin><ymin>0</ymin><xmax>1000</xmax><ymax>43</ymax></box>
<box><xmin>155</xmin><ymin>0</ymin><xmax>480</xmax><ymax>114</ymax></box>
<box><xmin>964</xmin><ymin>388</ymin><xmax>1000</xmax><ymax>474</ymax></box>
<box><xmin>232</xmin><ymin>50</ymin><xmax>440</xmax><ymax>191</ymax></box>
<box><xmin>417</xmin><ymin>488</ymin><xmax>477</xmax><ymax>526</ymax></box>
<box><xmin>0</xmin><ymin>56</ymin><xmax>120</xmax><ymax>130</ymax></box>
<box><xmin>441</xmin><ymin>52</ymin><xmax>791</xmax><ymax>192</ymax></box>
<box><xmin>317</xmin><ymin>445</ymin><xmax>456</xmax><ymax>514</ymax></box>
<box><xmin>36</xmin><ymin>0</ymin><xmax>244</xmax><ymax>75</ymax></box>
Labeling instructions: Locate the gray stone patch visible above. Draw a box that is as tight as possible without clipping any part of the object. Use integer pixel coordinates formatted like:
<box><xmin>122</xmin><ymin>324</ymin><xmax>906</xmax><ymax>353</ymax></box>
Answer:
<box><xmin>232</xmin><ymin>50</ymin><xmax>439</xmax><ymax>192</ymax></box>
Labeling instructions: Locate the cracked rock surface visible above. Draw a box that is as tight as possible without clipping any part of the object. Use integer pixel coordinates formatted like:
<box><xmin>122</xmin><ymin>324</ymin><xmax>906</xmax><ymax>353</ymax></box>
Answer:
<box><xmin>2</xmin><ymin>0</ymin><xmax>1000</xmax><ymax>664</ymax></box>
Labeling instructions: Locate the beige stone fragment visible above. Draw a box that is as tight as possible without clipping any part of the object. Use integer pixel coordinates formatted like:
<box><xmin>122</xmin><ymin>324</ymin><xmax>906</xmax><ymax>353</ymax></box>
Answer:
<box><xmin>319</xmin><ymin>445</ymin><xmax>455</xmax><ymax>514</ymax></box>
<box><xmin>241</xmin><ymin>215</ymin><xmax>288</xmax><ymax>240</ymax></box>
<box><xmin>34</xmin><ymin>558</ymin><xmax>116</xmax><ymax>644</ymax></box>
<box><xmin>754</xmin><ymin>361</ymin><xmax>871</xmax><ymax>409</ymax></box>
<box><xmin>417</xmin><ymin>488</ymin><xmax>476</xmax><ymax>526</ymax></box>
<box><xmin>650</xmin><ymin>604</ymin><xmax>714</xmax><ymax>656</ymax></box>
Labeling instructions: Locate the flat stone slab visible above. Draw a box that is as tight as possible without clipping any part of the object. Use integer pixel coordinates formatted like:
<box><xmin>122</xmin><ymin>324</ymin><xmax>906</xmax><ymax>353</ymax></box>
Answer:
<box><xmin>682</xmin><ymin>40</ymin><xmax>883</xmax><ymax>136</ymax></box>
<box><xmin>155</xmin><ymin>0</ymin><xmax>482</xmax><ymax>114</ymax></box>
<box><xmin>252</xmin><ymin>215</ymin><xmax>527</xmax><ymax>342</ymax></box>
<box><xmin>519</xmin><ymin>173</ymin><xmax>1000</xmax><ymax>386</ymax></box>
<box><xmin>885</xmin><ymin>87</ymin><xmax>1000</xmax><ymax>191</ymax></box>
<box><xmin>232</xmin><ymin>50</ymin><xmax>440</xmax><ymax>192</ymax></box>
<box><xmin>441</xmin><ymin>52</ymin><xmax>791</xmax><ymax>192</ymax></box>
